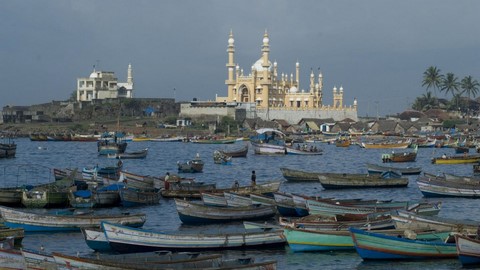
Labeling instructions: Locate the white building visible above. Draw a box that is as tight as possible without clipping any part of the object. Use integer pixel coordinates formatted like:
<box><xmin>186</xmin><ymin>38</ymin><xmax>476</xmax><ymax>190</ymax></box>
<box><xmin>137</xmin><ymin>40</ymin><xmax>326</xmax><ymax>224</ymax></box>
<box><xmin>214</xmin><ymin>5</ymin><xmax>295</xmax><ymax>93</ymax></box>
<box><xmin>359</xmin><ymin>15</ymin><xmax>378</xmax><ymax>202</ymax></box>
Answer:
<box><xmin>76</xmin><ymin>64</ymin><xmax>134</xmax><ymax>102</ymax></box>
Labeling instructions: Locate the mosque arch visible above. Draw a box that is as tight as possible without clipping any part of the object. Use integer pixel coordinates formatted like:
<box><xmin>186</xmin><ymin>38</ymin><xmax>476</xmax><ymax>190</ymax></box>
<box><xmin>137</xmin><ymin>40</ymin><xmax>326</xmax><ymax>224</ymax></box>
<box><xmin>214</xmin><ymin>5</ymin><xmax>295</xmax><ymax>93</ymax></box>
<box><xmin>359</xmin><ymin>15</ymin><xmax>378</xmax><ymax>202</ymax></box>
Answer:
<box><xmin>239</xmin><ymin>85</ymin><xmax>250</xmax><ymax>102</ymax></box>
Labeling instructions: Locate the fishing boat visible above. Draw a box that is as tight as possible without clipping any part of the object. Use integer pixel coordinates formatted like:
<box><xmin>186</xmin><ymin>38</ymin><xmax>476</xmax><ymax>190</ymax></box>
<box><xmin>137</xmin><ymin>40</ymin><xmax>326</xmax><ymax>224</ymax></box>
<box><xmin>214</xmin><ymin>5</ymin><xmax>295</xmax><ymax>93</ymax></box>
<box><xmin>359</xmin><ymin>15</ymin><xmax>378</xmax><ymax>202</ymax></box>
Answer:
<box><xmin>0</xmin><ymin>227</ymin><xmax>24</xmax><ymax>246</ymax></box>
<box><xmin>149</xmin><ymin>136</ymin><xmax>184</xmax><ymax>142</ymax></box>
<box><xmin>177</xmin><ymin>153</ymin><xmax>204</xmax><ymax>173</ymax></box>
<box><xmin>119</xmin><ymin>188</ymin><xmax>161</xmax><ymax>207</ymax></box>
<box><xmin>381</xmin><ymin>145</ymin><xmax>418</xmax><ymax>162</ymax></box>
<box><xmin>317</xmin><ymin>171</ymin><xmax>408</xmax><ymax>189</ymax></box>
<box><xmin>0</xmin><ymin>187</ymin><xmax>24</xmax><ymax>205</ymax></box>
<box><xmin>280</xmin><ymin>167</ymin><xmax>321</xmax><ymax>181</ymax></box>
<box><xmin>101</xmin><ymin>221</ymin><xmax>286</xmax><ymax>252</ymax></box>
<box><xmin>0</xmin><ymin>247</ymin><xmax>24</xmax><ymax>269</ymax></box>
<box><xmin>0</xmin><ymin>206</ymin><xmax>146</xmax><ymax>232</ymax></box>
<box><xmin>361</xmin><ymin>141</ymin><xmax>411</xmax><ymax>149</ymax></box>
<box><xmin>97</xmin><ymin>140</ymin><xmax>128</xmax><ymax>155</ymax></box>
<box><xmin>455</xmin><ymin>234</ymin><xmax>480</xmax><ymax>266</ymax></box>
<box><xmin>21</xmin><ymin>248</ymin><xmax>56</xmax><ymax>270</ymax></box>
<box><xmin>366</xmin><ymin>163</ymin><xmax>422</xmax><ymax>175</ymax></box>
<box><xmin>417</xmin><ymin>176</ymin><xmax>480</xmax><ymax>198</ymax></box>
<box><xmin>191</xmin><ymin>138</ymin><xmax>237</xmax><ymax>144</ymax></box>
<box><xmin>250</xmin><ymin>128</ymin><xmax>286</xmax><ymax>155</ymax></box>
<box><xmin>201</xmin><ymin>192</ymin><xmax>228</xmax><ymax>207</ymax></box>
<box><xmin>349</xmin><ymin>227</ymin><xmax>457</xmax><ymax>260</ymax></box>
<box><xmin>219</xmin><ymin>144</ymin><xmax>249</xmax><ymax>157</ymax></box>
<box><xmin>21</xmin><ymin>184</ymin><xmax>70</xmax><ymax>208</ymax></box>
<box><xmin>431</xmin><ymin>154</ymin><xmax>480</xmax><ymax>164</ymax></box>
<box><xmin>335</xmin><ymin>138</ymin><xmax>351</xmax><ymax>147</ymax></box>
<box><xmin>391</xmin><ymin>210</ymin><xmax>479</xmax><ymax>234</ymax></box>
<box><xmin>174</xmin><ymin>198</ymin><xmax>277</xmax><ymax>224</ymax></box>
<box><xmin>82</xmin><ymin>227</ymin><xmax>111</xmax><ymax>252</ymax></box>
<box><xmin>0</xmin><ymin>140</ymin><xmax>16</xmax><ymax>158</ymax></box>
<box><xmin>161</xmin><ymin>181</ymin><xmax>281</xmax><ymax>199</ymax></box>
<box><xmin>213</xmin><ymin>150</ymin><xmax>232</xmax><ymax>164</ymax></box>
<box><xmin>285</xmin><ymin>143</ymin><xmax>323</xmax><ymax>155</ymax></box>
<box><xmin>284</xmin><ymin>227</ymin><xmax>354</xmax><ymax>252</ymax></box>
<box><xmin>68</xmin><ymin>187</ymin><xmax>120</xmax><ymax>208</ymax></box>
<box><xmin>108</xmin><ymin>148</ymin><xmax>148</xmax><ymax>159</ymax></box>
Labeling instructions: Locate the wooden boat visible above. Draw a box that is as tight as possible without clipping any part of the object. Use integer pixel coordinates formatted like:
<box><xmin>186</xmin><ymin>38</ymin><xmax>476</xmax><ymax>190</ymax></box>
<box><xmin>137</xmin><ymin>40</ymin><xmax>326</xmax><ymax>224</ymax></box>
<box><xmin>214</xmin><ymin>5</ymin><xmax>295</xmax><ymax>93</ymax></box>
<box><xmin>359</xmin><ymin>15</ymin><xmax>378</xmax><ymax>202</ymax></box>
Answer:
<box><xmin>213</xmin><ymin>150</ymin><xmax>232</xmax><ymax>165</ymax></box>
<box><xmin>21</xmin><ymin>248</ymin><xmax>56</xmax><ymax>270</ymax></box>
<box><xmin>21</xmin><ymin>185</ymin><xmax>70</xmax><ymax>208</ymax></box>
<box><xmin>285</xmin><ymin>144</ymin><xmax>322</xmax><ymax>155</ymax></box>
<box><xmin>223</xmin><ymin>192</ymin><xmax>252</xmax><ymax>207</ymax></box>
<box><xmin>191</xmin><ymin>138</ymin><xmax>237</xmax><ymax>144</ymax></box>
<box><xmin>279</xmin><ymin>167</ymin><xmax>321</xmax><ymax>182</ymax></box>
<box><xmin>177</xmin><ymin>154</ymin><xmax>204</xmax><ymax>173</ymax></box>
<box><xmin>273</xmin><ymin>192</ymin><xmax>300</xmax><ymax>217</ymax></box>
<box><xmin>0</xmin><ymin>227</ymin><xmax>24</xmax><ymax>246</ymax></box>
<box><xmin>161</xmin><ymin>181</ymin><xmax>281</xmax><ymax>199</ymax></box>
<box><xmin>97</xmin><ymin>140</ymin><xmax>128</xmax><ymax>155</ymax></box>
<box><xmin>250</xmin><ymin>128</ymin><xmax>286</xmax><ymax>155</ymax></box>
<box><xmin>391</xmin><ymin>210</ymin><xmax>479</xmax><ymax>234</ymax></box>
<box><xmin>219</xmin><ymin>144</ymin><xmax>249</xmax><ymax>157</ymax></box>
<box><xmin>361</xmin><ymin>141</ymin><xmax>411</xmax><ymax>149</ymax></box>
<box><xmin>335</xmin><ymin>139</ymin><xmax>351</xmax><ymax>147</ymax></box>
<box><xmin>0</xmin><ymin>187</ymin><xmax>23</xmax><ymax>205</ymax></box>
<box><xmin>119</xmin><ymin>188</ymin><xmax>161</xmax><ymax>207</ymax></box>
<box><xmin>149</xmin><ymin>136</ymin><xmax>184</xmax><ymax>142</ymax></box>
<box><xmin>317</xmin><ymin>171</ymin><xmax>408</xmax><ymax>189</ymax></box>
<box><xmin>108</xmin><ymin>148</ymin><xmax>148</xmax><ymax>159</ymax></box>
<box><xmin>249</xmin><ymin>193</ymin><xmax>276</xmax><ymax>206</ymax></box>
<box><xmin>0</xmin><ymin>206</ymin><xmax>146</xmax><ymax>232</ymax></box>
<box><xmin>0</xmin><ymin>141</ymin><xmax>16</xmax><ymax>158</ymax></box>
<box><xmin>280</xmin><ymin>213</ymin><xmax>395</xmax><ymax>231</ymax></box>
<box><xmin>102</xmin><ymin>221</ymin><xmax>286</xmax><ymax>252</ymax></box>
<box><xmin>381</xmin><ymin>145</ymin><xmax>418</xmax><ymax>163</ymax></box>
<box><xmin>455</xmin><ymin>146</ymin><xmax>470</xmax><ymax>154</ymax></box>
<box><xmin>201</xmin><ymin>192</ymin><xmax>228</xmax><ymax>207</ymax></box>
<box><xmin>0</xmin><ymin>247</ymin><xmax>24</xmax><ymax>269</ymax></box>
<box><xmin>350</xmin><ymin>227</ymin><xmax>457</xmax><ymax>260</ymax></box>
<box><xmin>366</xmin><ymin>163</ymin><xmax>422</xmax><ymax>175</ymax></box>
<box><xmin>82</xmin><ymin>227</ymin><xmax>112</xmax><ymax>252</ymax></box>
<box><xmin>68</xmin><ymin>188</ymin><xmax>120</xmax><ymax>208</ymax></box>
<box><xmin>417</xmin><ymin>176</ymin><xmax>480</xmax><ymax>198</ymax></box>
<box><xmin>174</xmin><ymin>198</ymin><xmax>277</xmax><ymax>224</ymax></box>
<box><xmin>431</xmin><ymin>154</ymin><xmax>480</xmax><ymax>164</ymax></box>
<box><xmin>82</xmin><ymin>163</ymin><xmax>122</xmax><ymax>179</ymax></box>
<box><xmin>455</xmin><ymin>234</ymin><xmax>480</xmax><ymax>266</ymax></box>
<box><xmin>120</xmin><ymin>170</ymin><xmax>157</xmax><ymax>190</ymax></box>
<box><xmin>285</xmin><ymin>227</ymin><xmax>354</xmax><ymax>252</ymax></box>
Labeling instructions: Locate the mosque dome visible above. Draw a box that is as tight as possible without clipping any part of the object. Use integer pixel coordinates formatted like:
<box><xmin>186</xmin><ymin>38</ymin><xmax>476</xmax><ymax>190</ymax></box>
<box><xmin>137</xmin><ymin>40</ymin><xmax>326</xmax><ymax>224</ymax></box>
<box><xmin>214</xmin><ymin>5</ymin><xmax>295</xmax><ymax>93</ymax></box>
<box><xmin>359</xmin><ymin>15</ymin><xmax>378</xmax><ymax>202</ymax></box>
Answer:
<box><xmin>252</xmin><ymin>58</ymin><xmax>272</xmax><ymax>72</ymax></box>
<box><xmin>89</xmin><ymin>72</ymin><xmax>99</xmax><ymax>78</ymax></box>
<box><xmin>228</xmin><ymin>37</ymin><xmax>234</xmax><ymax>45</ymax></box>
<box><xmin>289</xmin><ymin>86</ymin><xmax>298</xmax><ymax>93</ymax></box>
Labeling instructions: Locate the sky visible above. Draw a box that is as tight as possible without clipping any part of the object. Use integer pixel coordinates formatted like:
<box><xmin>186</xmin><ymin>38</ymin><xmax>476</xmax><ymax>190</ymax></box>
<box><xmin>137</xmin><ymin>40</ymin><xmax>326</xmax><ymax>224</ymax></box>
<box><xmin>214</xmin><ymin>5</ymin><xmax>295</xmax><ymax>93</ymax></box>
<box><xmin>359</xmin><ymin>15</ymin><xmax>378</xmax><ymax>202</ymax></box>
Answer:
<box><xmin>2</xmin><ymin>0</ymin><xmax>480</xmax><ymax>117</ymax></box>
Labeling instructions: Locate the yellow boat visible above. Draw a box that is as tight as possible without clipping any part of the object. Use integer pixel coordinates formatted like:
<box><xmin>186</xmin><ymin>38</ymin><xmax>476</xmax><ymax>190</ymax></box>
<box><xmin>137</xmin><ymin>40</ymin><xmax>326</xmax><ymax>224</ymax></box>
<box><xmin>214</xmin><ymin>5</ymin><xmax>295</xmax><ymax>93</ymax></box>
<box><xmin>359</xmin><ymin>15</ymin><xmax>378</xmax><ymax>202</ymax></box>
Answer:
<box><xmin>361</xmin><ymin>142</ymin><xmax>410</xmax><ymax>149</ymax></box>
<box><xmin>132</xmin><ymin>136</ymin><xmax>151</xmax><ymax>142</ymax></box>
<box><xmin>432</xmin><ymin>154</ymin><xmax>480</xmax><ymax>164</ymax></box>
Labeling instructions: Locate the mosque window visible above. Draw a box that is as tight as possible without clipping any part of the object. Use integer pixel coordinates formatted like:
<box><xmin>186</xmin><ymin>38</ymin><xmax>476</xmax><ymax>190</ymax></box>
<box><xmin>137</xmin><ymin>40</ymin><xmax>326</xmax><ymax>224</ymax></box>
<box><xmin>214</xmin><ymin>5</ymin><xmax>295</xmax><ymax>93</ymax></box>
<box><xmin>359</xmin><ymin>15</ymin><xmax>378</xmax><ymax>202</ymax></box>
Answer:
<box><xmin>79</xmin><ymin>81</ymin><xmax>85</xmax><ymax>88</ymax></box>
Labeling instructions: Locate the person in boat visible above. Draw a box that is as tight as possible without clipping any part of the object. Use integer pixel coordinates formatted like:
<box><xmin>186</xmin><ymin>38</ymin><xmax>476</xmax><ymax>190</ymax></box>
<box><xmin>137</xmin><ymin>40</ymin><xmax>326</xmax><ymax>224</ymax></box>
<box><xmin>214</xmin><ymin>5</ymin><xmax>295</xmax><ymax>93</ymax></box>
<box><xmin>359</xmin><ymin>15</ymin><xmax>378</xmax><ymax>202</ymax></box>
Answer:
<box><xmin>251</xmin><ymin>170</ymin><xmax>256</xmax><ymax>187</ymax></box>
<box><xmin>232</xmin><ymin>180</ymin><xmax>240</xmax><ymax>190</ymax></box>
<box><xmin>164</xmin><ymin>172</ymin><xmax>171</xmax><ymax>190</ymax></box>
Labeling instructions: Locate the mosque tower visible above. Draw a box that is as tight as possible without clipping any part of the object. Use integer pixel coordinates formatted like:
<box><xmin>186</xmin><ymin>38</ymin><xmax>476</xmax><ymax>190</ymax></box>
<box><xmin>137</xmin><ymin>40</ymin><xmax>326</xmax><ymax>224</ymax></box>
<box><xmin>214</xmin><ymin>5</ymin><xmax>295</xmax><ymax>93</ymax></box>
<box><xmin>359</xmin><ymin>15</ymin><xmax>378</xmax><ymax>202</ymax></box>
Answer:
<box><xmin>226</xmin><ymin>30</ymin><xmax>236</xmax><ymax>102</ymax></box>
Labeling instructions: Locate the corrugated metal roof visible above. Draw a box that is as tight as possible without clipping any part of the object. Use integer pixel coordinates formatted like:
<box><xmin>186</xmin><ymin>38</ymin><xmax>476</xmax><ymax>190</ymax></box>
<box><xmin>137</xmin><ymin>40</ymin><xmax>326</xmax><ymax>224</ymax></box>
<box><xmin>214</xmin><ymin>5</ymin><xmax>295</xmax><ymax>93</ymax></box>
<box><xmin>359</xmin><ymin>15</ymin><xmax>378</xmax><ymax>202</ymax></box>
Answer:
<box><xmin>306</xmin><ymin>121</ymin><xmax>320</xmax><ymax>131</ymax></box>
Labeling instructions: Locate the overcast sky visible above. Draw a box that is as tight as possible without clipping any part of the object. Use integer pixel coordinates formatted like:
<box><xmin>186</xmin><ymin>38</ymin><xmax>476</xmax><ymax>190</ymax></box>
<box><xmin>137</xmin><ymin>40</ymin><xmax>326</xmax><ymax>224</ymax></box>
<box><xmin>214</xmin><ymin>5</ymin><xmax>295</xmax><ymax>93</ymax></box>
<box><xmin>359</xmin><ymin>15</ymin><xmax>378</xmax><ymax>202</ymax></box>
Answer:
<box><xmin>2</xmin><ymin>0</ymin><xmax>480</xmax><ymax>117</ymax></box>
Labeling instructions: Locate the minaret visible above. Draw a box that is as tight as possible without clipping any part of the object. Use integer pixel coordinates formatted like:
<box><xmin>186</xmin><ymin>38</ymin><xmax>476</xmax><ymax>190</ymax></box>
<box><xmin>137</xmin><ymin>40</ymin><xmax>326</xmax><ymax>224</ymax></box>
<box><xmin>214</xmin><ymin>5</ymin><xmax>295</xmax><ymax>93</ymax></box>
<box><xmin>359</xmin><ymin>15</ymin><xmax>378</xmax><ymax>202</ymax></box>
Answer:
<box><xmin>127</xmin><ymin>63</ymin><xmax>133</xmax><ymax>85</ymax></box>
<box><xmin>226</xmin><ymin>30</ymin><xmax>236</xmax><ymax>101</ymax></box>
<box><xmin>295</xmin><ymin>61</ymin><xmax>300</xmax><ymax>87</ymax></box>
<box><xmin>261</xmin><ymin>30</ymin><xmax>271</xmax><ymax>108</ymax></box>
<box><xmin>309</xmin><ymin>69</ymin><xmax>315</xmax><ymax>93</ymax></box>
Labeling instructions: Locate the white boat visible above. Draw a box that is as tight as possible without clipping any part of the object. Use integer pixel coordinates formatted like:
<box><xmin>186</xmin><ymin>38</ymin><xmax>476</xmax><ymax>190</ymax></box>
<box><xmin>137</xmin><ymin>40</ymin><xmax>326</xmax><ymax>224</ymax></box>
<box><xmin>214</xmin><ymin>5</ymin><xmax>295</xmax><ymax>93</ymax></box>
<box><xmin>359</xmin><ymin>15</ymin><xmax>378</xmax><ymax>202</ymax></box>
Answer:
<box><xmin>250</xmin><ymin>128</ymin><xmax>286</xmax><ymax>155</ymax></box>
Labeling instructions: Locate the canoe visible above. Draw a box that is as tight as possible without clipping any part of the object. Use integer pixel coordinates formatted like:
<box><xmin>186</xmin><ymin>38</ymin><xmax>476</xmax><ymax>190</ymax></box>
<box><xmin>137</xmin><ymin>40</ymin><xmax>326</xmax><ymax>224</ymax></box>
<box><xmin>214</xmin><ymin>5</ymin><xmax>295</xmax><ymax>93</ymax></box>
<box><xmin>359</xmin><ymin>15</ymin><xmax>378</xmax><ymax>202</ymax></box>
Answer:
<box><xmin>284</xmin><ymin>227</ymin><xmax>354</xmax><ymax>252</ymax></box>
<box><xmin>0</xmin><ymin>206</ymin><xmax>146</xmax><ymax>232</ymax></box>
<box><xmin>432</xmin><ymin>154</ymin><xmax>480</xmax><ymax>164</ymax></box>
<box><xmin>381</xmin><ymin>145</ymin><xmax>418</xmax><ymax>162</ymax></box>
<box><xmin>149</xmin><ymin>136</ymin><xmax>184</xmax><ymax>142</ymax></box>
<box><xmin>21</xmin><ymin>248</ymin><xmax>56</xmax><ymax>270</ymax></box>
<box><xmin>119</xmin><ymin>188</ymin><xmax>161</xmax><ymax>207</ymax></box>
<box><xmin>177</xmin><ymin>158</ymin><xmax>204</xmax><ymax>173</ymax></box>
<box><xmin>391</xmin><ymin>210</ymin><xmax>479</xmax><ymax>234</ymax></box>
<box><xmin>108</xmin><ymin>148</ymin><xmax>148</xmax><ymax>159</ymax></box>
<box><xmin>417</xmin><ymin>177</ymin><xmax>480</xmax><ymax>198</ymax></box>
<box><xmin>120</xmin><ymin>171</ymin><xmax>157</xmax><ymax>190</ymax></box>
<box><xmin>174</xmin><ymin>199</ymin><xmax>277</xmax><ymax>224</ymax></box>
<box><xmin>161</xmin><ymin>181</ymin><xmax>281</xmax><ymax>199</ymax></box>
<box><xmin>317</xmin><ymin>171</ymin><xmax>409</xmax><ymax>189</ymax></box>
<box><xmin>191</xmin><ymin>138</ymin><xmax>236</xmax><ymax>144</ymax></box>
<box><xmin>350</xmin><ymin>227</ymin><xmax>457</xmax><ymax>260</ymax></box>
<box><xmin>201</xmin><ymin>192</ymin><xmax>228</xmax><ymax>207</ymax></box>
<box><xmin>279</xmin><ymin>214</ymin><xmax>395</xmax><ymax>231</ymax></box>
<box><xmin>280</xmin><ymin>167</ymin><xmax>321</xmax><ymax>182</ymax></box>
<box><xmin>102</xmin><ymin>221</ymin><xmax>286</xmax><ymax>253</ymax></box>
<box><xmin>456</xmin><ymin>234</ymin><xmax>480</xmax><ymax>266</ymax></box>
<box><xmin>223</xmin><ymin>192</ymin><xmax>252</xmax><ymax>207</ymax></box>
<box><xmin>361</xmin><ymin>141</ymin><xmax>411</xmax><ymax>149</ymax></box>
<box><xmin>366</xmin><ymin>163</ymin><xmax>422</xmax><ymax>175</ymax></box>
<box><xmin>0</xmin><ymin>248</ymin><xmax>24</xmax><ymax>269</ymax></box>
<box><xmin>82</xmin><ymin>227</ymin><xmax>112</xmax><ymax>252</ymax></box>
<box><xmin>285</xmin><ymin>146</ymin><xmax>323</xmax><ymax>155</ymax></box>
<box><xmin>219</xmin><ymin>144</ymin><xmax>249</xmax><ymax>157</ymax></box>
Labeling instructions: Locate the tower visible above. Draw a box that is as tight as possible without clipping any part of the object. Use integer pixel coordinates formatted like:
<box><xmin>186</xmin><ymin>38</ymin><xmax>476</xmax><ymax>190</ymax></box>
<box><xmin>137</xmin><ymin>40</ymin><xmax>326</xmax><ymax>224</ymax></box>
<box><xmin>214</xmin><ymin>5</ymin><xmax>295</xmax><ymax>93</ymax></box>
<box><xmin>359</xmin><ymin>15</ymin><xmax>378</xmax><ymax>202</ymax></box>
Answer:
<box><xmin>127</xmin><ymin>63</ymin><xmax>133</xmax><ymax>85</ymax></box>
<box><xmin>226</xmin><ymin>30</ymin><xmax>236</xmax><ymax>101</ymax></box>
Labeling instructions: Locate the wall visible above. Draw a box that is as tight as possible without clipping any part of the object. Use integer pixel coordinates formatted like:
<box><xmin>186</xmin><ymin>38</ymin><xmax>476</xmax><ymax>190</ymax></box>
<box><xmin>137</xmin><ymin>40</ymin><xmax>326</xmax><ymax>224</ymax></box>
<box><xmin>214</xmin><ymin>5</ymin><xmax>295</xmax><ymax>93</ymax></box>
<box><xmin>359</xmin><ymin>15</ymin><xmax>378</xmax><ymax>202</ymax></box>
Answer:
<box><xmin>256</xmin><ymin>107</ymin><xmax>358</xmax><ymax>123</ymax></box>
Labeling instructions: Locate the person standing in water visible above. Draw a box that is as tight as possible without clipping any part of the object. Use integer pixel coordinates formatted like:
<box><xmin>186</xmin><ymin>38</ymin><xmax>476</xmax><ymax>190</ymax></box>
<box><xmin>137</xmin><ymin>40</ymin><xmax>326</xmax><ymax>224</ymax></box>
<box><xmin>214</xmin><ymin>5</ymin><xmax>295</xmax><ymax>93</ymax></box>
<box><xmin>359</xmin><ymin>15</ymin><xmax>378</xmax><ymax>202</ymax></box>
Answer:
<box><xmin>251</xmin><ymin>170</ymin><xmax>256</xmax><ymax>187</ymax></box>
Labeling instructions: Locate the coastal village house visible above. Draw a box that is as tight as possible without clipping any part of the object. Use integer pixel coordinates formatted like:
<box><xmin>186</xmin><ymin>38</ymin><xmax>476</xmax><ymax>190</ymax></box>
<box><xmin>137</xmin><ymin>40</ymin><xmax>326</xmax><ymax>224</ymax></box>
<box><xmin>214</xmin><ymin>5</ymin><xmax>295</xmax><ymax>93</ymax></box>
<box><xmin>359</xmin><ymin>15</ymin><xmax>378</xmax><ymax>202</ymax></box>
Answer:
<box><xmin>76</xmin><ymin>64</ymin><xmax>134</xmax><ymax>102</ymax></box>
<box><xmin>180</xmin><ymin>31</ymin><xmax>358</xmax><ymax>123</ymax></box>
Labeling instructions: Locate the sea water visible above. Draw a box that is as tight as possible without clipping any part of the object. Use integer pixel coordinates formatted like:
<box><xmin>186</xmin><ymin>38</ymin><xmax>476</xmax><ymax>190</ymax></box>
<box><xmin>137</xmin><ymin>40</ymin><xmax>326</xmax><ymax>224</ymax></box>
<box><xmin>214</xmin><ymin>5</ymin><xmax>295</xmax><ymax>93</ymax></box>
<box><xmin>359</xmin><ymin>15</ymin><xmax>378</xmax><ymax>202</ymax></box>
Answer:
<box><xmin>0</xmin><ymin>138</ymin><xmax>477</xmax><ymax>269</ymax></box>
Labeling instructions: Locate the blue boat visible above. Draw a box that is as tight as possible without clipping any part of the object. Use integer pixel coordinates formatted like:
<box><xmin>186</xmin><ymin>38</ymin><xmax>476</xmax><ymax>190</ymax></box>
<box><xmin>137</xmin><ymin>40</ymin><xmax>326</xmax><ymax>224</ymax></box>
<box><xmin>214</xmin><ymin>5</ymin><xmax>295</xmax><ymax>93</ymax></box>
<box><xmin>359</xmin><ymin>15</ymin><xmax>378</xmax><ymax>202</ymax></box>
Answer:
<box><xmin>350</xmin><ymin>228</ymin><xmax>457</xmax><ymax>260</ymax></box>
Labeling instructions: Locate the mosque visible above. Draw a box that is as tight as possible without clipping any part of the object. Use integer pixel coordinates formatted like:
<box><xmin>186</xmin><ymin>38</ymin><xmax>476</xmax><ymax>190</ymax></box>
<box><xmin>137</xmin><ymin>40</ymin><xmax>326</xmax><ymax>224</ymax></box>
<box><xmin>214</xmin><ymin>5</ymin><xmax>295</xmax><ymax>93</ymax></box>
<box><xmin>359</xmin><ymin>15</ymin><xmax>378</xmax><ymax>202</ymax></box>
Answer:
<box><xmin>214</xmin><ymin>31</ymin><xmax>358</xmax><ymax>122</ymax></box>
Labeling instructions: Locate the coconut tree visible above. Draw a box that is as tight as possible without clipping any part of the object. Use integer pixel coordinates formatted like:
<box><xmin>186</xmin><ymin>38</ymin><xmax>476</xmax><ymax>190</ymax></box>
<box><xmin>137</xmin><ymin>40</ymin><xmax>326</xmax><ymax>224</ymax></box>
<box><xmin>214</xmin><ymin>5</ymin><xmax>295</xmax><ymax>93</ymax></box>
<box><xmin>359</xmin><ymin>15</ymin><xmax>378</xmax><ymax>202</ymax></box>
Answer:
<box><xmin>440</xmin><ymin>73</ymin><xmax>460</xmax><ymax>112</ymax></box>
<box><xmin>460</xmin><ymin>75</ymin><xmax>480</xmax><ymax>124</ymax></box>
<box><xmin>422</xmin><ymin>66</ymin><xmax>444</xmax><ymax>100</ymax></box>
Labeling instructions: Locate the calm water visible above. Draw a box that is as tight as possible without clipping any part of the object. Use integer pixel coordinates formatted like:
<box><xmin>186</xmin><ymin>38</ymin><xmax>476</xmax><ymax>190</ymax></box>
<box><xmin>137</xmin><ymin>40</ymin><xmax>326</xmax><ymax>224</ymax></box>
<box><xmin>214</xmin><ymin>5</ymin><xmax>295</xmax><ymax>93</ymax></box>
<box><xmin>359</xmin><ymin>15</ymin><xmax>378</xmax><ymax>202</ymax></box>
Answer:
<box><xmin>1</xmin><ymin>138</ymin><xmax>479</xmax><ymax>269</ymax></box>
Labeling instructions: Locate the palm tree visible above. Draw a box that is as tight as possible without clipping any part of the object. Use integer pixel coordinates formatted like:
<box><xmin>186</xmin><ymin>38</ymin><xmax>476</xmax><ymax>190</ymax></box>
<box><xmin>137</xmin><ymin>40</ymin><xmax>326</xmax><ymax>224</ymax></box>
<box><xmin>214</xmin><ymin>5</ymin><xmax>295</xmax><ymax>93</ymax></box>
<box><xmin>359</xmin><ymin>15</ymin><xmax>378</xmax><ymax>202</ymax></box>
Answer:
<box><xmin>422</xmin><ymin>66</ymin><xmax>444</xmax><ymax>99</ymax></box>
<box><xmin>460</xmin><ymin>75</ymin><xmax>480</xmax><ymax>124</ymax></box>
<box><xmin>440</xmin><ymin>73</ymin><xmax>459</xmax><ymax>97</ymax></box>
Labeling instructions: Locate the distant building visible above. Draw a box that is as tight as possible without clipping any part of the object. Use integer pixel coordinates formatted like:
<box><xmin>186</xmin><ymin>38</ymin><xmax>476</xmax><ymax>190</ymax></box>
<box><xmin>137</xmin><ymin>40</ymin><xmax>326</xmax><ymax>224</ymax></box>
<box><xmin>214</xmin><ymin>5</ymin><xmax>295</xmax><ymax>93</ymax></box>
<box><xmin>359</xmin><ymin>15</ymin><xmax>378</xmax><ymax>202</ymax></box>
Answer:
<box><xmin>76</xmin><ymin>64</ymin><xmax>134</xmax><ymax>102</ymax></box>
<box><xmin>215</xmin><ymin>31</ymin><xmax>358</xmax><ymax>123</ymax></box>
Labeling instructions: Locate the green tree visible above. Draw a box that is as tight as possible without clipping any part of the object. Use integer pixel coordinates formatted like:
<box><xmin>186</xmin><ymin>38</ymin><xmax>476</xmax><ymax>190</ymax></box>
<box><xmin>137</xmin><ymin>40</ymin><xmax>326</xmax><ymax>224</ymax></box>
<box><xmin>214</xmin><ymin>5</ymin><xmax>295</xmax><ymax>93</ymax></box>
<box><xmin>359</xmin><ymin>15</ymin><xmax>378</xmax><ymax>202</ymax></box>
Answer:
<box><xmin>422</xmin><ymin>66</ymin><xmax>444</xmax><ymax>100</ymax></box>
<box><xmin>412</xmin><ymin>91</ymin><xmax>437</xmax><ymax>111</ymax></box>
<box><xmin>460</xmin><ymin>75</ymin><xmax>480</xmax><ymax>124</ymax></box>
<box><xmin>440</xmin><ymin>73</ymin><xmax>460</xmax><ymax>98</ymax></box>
